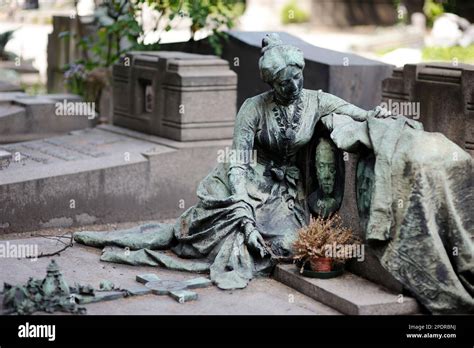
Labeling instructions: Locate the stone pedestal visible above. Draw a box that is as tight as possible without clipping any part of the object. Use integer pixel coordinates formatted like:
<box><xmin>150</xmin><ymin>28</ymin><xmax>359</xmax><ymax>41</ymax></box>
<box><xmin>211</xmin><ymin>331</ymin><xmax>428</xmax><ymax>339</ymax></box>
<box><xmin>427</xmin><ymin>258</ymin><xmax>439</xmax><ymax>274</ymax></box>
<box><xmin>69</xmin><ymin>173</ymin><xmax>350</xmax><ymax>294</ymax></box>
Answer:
<box><xmin>112</xmin><ymin>52</ymin><xmax>237</xmax><ymax>141</ymax></box>
<box><xmin>382</xmin><ymin>63</ymin><xmax>474</xmax><ymax>156</ymax></box>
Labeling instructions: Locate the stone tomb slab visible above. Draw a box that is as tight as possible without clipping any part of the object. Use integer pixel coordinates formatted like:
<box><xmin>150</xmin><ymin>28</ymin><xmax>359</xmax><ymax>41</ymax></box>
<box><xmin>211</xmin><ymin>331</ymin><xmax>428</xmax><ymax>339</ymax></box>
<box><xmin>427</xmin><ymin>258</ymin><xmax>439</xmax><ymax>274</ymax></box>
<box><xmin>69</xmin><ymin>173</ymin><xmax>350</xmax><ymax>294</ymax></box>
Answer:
<box><xmin>0</xmin><ymin>125</ymin><xmax>231</xmax><ymax>234</ymax></box>
<box><xmin>0</xmin><ymin>233</ymin><xmax>341</xmax><ymax>314</ymax></box>
<box><xmin>274</xmin><ymin>264</ymin><xmax>420</xmax><ymax>315</ymax></box>
<box><xmin>136</xmin><ymin>273</ymin><xmax>161</xmax><ymax>284</ymax></box>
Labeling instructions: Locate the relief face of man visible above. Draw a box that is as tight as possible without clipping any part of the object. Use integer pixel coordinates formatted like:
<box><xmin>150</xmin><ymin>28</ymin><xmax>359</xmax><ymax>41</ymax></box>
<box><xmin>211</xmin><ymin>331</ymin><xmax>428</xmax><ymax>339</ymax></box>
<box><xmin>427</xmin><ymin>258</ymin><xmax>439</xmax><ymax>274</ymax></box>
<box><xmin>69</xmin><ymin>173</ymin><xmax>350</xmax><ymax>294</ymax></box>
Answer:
<box><xmin>315</xmin><ymin>139</ymin><xmax>336</xmax><ymax>196</ymax></box>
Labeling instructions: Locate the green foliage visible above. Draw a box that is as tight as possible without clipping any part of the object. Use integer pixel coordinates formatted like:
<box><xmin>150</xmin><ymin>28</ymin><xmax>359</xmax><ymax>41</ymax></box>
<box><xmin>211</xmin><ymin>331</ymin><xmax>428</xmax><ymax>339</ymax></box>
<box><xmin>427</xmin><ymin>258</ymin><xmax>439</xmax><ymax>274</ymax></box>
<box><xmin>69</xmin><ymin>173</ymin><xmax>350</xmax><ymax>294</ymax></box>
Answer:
<box><xmin>281</xmin><ymin>1</ymin><xmax>310</xmax><ymax>25</ymax></box>
<box><xmin>423</xmin><ymin>0</ymin><xmax>445</xmax><ymax>27</ymax></box>
<box><xmin>185</xmin><ymin>0</ymin><xmax>242</xmax><ymax>55</ymax></box>
<box><xmin>134</xmin><ymin>0</ymin><xmax>243</xmax><ymax>55</ymax></box>
<box><xmin>22</xmin><ymin>81</ymin><xmax>47</xmax><ymax>96</ymax></box>
<box><xmin>422</xmin><ymin>45</ymin><xmax>474</xmax><ymax>63</ymax></box>
<box><xmin>423</xmin><ymin>0</ymin><xmax>463</xmax><ymax>27</ymax></box>
<box><xmin>61</xmin><ymin>0</ymin><xmax>141</xmax><ymax>96</ymax></box>
<box><xmin>61</xmin><ymin>0</ymin><xmax>243</xmax><ymax>96</ymax></box>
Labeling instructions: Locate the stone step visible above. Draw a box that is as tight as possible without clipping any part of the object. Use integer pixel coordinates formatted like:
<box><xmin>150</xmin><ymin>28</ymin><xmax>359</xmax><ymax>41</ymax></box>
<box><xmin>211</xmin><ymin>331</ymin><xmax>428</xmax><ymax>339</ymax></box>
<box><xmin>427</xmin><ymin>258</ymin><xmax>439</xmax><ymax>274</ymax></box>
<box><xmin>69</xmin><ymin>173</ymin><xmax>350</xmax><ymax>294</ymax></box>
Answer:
<box><xmin>273</xmin><ymin>263</ymin><xmax>421</xmax><ymax>315</ymax></box>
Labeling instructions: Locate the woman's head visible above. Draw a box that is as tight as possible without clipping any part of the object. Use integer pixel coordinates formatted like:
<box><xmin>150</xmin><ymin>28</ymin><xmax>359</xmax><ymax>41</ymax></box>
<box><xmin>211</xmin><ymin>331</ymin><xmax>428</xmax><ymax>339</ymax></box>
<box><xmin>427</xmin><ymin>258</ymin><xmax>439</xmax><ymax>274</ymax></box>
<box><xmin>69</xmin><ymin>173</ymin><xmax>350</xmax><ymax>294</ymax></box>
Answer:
<box><xmin>259</xmin><ymin>33</ymin><xmax>305</xmax><ymax>104</ymax></box>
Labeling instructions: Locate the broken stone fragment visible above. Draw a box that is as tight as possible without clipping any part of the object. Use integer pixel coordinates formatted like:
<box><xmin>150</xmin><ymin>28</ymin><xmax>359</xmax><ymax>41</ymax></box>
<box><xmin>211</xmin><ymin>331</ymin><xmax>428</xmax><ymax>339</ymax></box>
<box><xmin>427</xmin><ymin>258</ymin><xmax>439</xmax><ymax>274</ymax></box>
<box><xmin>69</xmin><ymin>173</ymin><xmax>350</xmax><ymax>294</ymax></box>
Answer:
<box><xmin>136</xmin><ymin>273</ymin><xmax>161</xmax><ymax>284</ymax></box>
<box><xmin>123</xmin><ymin>285</ymin><xmax>152</xmax><ymax>296</ymax></box>
<box><xmin>99</xmin><ymin>280</ymin><xmax>116</xmax><ymax>291</ymax></box>
<box><xmin>75</xmin><ymin>291</ymin><xmax>126</xmax><ymax>305</ymax></box>
<box><xmin>184</xmin><ymin>277</ymin><xmax>212</xmax><ymax>289</ymax></box>
<box><xmin>169</xmin><ymin>290</ymin><xmax>198</xmax><ymax>303</ymax></box>
<box><xmin>145</xmin><ymin>280</ymin><xmax>186</xmax><ymax>295</ymax></box>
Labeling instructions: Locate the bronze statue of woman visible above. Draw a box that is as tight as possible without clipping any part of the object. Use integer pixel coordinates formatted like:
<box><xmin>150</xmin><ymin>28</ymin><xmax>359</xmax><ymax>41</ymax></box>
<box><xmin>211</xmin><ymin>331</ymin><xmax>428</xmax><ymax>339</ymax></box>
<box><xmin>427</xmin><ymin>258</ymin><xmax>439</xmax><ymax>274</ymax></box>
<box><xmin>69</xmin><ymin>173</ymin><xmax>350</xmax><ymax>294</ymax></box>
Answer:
<box><xmin>74</xmin><ymin>33</ymin><xmax>389</xmax><ymax>290</ymax></box>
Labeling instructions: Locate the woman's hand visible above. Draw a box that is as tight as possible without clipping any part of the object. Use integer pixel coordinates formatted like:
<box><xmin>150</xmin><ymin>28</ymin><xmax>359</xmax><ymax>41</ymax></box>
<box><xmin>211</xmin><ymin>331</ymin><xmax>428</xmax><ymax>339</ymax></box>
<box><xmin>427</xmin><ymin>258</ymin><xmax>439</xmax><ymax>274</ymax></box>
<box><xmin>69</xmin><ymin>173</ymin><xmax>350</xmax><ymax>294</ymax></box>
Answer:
<box><xmin>246</xmin><ymin>229</ymin><xmax>269</xmax><ymax>258</ymax></box>
<box><xmin>369</xmin><ymin>105</ymin><xmax>392</xmax><ymax>118</ymax></box>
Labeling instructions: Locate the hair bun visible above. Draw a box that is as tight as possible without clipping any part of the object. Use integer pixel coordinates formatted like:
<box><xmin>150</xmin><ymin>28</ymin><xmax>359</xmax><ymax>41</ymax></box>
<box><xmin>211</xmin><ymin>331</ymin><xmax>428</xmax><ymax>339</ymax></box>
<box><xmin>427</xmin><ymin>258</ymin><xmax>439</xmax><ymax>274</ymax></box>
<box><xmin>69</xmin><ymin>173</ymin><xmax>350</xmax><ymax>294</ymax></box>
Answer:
<box><xmin>262</xmin><ymin>33</ymin><xmax>283</xmax><ymax>53</ymax></box>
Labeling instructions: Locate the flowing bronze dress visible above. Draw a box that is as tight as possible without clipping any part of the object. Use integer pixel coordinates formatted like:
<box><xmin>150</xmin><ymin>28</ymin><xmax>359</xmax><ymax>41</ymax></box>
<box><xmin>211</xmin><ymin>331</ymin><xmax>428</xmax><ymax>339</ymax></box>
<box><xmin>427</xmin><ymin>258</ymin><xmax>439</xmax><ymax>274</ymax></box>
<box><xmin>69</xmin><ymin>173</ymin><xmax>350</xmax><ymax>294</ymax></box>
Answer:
<box><xmin>75</xmin><ymin>89</ymin><xmax>371</xmax><ymax>289</ymax></box>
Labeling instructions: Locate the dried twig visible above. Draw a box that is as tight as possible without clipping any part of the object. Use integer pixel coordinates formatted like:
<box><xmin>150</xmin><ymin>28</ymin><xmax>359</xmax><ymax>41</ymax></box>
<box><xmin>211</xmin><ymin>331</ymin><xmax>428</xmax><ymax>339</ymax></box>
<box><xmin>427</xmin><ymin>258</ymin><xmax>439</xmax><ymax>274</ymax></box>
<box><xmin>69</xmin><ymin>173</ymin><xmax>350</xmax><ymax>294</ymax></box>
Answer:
<box><xmin>26</xmin><ymin>234</ymin><xmax>74</xmax><ymax>259</ymax></box>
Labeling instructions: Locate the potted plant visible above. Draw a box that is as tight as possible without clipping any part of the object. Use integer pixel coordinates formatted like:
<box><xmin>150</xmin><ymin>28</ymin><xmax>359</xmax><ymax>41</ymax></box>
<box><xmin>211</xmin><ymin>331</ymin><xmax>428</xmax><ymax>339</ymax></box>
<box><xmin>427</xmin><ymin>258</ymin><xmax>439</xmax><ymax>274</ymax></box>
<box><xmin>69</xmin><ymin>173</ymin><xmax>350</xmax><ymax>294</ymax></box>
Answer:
<box><xmin>292</xmin><ymin>214</ymin><xmax>360</xmax><ymax>278</ymax></box>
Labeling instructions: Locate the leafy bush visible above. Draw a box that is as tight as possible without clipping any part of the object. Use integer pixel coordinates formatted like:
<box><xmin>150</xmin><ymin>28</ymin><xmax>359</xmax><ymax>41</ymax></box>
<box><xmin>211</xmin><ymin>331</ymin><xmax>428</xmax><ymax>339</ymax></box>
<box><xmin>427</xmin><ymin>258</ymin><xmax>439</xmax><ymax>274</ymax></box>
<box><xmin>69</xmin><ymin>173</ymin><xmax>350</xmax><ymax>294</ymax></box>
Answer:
<box><xmin>61</xmin><ymin>0</ymin><xmax>243</xmax><ymax>97</ymax></box>
<box><xmin>423</xmin><ymin>0</ymin><xmax>445</xmax><ymax>27</ymax></box>
<box><xmin>281</xmin><ymin>1</ymin><xmax>310</xmax><ymax>25</ymax></box>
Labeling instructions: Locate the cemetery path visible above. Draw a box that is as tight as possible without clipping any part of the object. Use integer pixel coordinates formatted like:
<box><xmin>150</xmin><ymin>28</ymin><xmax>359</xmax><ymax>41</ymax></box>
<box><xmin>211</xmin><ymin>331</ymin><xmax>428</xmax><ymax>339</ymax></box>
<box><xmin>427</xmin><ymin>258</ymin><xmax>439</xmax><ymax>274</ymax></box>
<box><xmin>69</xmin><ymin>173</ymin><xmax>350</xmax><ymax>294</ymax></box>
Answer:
<box><xmin>0</xmin><ymin>222</ymin><xmax>341</xmax><ymax>315</ymax></box>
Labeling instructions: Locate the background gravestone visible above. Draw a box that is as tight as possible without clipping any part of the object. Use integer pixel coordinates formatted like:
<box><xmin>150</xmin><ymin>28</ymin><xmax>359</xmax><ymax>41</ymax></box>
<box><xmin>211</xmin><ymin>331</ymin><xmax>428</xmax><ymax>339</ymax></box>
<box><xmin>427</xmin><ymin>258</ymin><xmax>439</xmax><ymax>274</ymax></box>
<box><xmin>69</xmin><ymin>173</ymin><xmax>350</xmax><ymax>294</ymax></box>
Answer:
<box><xmin>382</xmin><ymin>63</ymin><xmax>474</xmax><ymax>157</ymax></box>
<box><xmin>310</xmin><ymin>0</ymin><xmax>398</xmax><ymax>27</ymax></box>
<box><xmin>0</xmin><ymin>93</ymin><xmax>93</xmax><ymax>144</ymax></box>
<box><xmin>112</xmin><ymin>51</ymin><xmax>237</xmax><ymax>141</ymax></box>
<box><xmin>47</xmin><ymin>15</ymin><xmax>98</xmax><ymax>93</ymax></box>
<box><xmin>161</xmin><ymin>31</ymin><xmax>394</xmax><ymax>110</ymax></box>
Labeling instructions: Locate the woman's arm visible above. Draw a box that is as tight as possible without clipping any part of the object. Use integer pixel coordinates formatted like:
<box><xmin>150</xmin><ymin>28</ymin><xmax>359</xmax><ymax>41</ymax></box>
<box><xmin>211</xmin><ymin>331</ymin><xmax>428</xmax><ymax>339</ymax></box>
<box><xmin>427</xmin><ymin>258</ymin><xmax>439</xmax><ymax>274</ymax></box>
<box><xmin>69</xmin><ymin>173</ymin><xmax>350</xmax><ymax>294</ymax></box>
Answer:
<box><xmin>318</xmin><ymin>91</ymin><xmax>390</xmax><ymax>121</ymax></box>
<box><xmin>321</xmin><ymin>114</ymin><xmax>372</xmax><ymax>152</ymax></box>
<box><xmin>228</xmin><ymin>98</ymin><xmax>258</xmax><ymax>196</ymax></box>
<box><xmin>228</xmin><ymin>98</ymin><xmax>269</xmax><ymax>257</ymax></box>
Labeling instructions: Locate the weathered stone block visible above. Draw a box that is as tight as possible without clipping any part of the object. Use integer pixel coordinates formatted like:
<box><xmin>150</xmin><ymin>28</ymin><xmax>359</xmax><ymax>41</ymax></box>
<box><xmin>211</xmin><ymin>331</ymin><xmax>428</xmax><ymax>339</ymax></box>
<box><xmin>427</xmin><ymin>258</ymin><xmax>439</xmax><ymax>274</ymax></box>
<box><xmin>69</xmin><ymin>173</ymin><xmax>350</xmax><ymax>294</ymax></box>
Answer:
<box><xmin>112</xmin><ymin>51</ymin><xmax>237</xmax><ymax>141</ymax></box>
<box><xmin>169</xmin><ymin>290</ymin><xmax>198</xmax><ymax>303</ymax></box>
<box><xmin>274</xmin><ymin>264</ymin><xmax>420</xmax><ymax>315</ymax></box>
<box><xmin>136</xmin><ymin>273</ymin><xmax>161</xmax><ymax>284</ymax></box>
<box><xmin>75</xmin><ymin>291</ymin><xmax>126</xmax><ymax>304</ymax></box>
<box><xmin>184</xmin><ymin>277</ymin><xmax>213</xmax><ymax>289</ymax></box>
<box><xmin>124</xmin><ymin>285</ymin><xmax>152</xmax><ymax>296</ymax></box>
<box><xmin>145</xmin><ymin>280</ymin><xmax>186</xmax><ymax>295</ymax></box>
<box><xmin>0</xmin><ymin>94</ymin><xmax>93</xmax><ymax>144</ymax></box>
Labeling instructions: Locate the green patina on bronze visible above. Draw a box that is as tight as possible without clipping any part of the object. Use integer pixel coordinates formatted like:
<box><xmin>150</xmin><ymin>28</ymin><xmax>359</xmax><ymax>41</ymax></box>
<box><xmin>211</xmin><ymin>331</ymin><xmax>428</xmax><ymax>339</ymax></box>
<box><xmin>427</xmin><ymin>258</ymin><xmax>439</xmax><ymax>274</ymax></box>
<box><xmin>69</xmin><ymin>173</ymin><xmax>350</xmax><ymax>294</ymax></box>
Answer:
<box><xmin>308</xmin><ymin>138</ymin><xmax>340</xmax><ymax>218</ymax></box>
<box><xmin>2</xmin><ymin>260</ymin><xmax>86</xmax><ymax>315</ymax></box>
<box><xmin>322</xmin><ymin>113</ymin><xmax>474</xmax><ymax>314</ymax></box>
<box><xmin>2</xmin><ymin>260</ymin><xmax>150</xmax><ymax>314</ymax></box>
<box><xmin>75</xmin><ymin>33</ymin><xmax>374</xmax><ymax>291</ymax></box>
<box><xmin>74</xmin><ymin>34</ymin><xmax>474</xmax><ymax>314</ymax></box>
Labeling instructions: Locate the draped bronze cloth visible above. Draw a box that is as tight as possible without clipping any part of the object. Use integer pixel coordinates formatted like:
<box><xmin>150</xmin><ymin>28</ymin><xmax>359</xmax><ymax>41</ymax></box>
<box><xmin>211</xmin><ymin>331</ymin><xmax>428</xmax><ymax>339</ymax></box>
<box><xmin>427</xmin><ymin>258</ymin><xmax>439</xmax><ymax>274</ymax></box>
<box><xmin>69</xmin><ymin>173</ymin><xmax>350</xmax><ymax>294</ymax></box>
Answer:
<box><xmin>323</xmin><ymin>113</ymin><xmax>474</xmax><ymax>314</ymax></box>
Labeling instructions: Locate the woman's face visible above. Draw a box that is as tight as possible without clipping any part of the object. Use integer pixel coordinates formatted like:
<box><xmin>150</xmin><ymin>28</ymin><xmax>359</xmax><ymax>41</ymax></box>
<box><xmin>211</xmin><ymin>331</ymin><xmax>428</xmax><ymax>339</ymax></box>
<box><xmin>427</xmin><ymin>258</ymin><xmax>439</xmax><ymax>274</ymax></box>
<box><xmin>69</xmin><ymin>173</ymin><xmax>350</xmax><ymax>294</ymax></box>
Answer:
<box><xmin>272</xmin><ymin>65</ymin><xmax>303</xmax><ymax>104</ymax></box>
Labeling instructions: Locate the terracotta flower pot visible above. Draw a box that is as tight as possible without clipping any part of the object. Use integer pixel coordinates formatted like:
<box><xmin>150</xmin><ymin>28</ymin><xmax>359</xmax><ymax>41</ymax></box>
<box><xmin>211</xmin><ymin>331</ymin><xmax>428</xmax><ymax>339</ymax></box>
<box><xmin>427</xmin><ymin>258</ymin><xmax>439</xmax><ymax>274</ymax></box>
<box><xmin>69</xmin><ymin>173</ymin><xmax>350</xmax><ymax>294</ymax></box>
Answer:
<box><xmin>310</xmin><ymin>257</ymin><xmax>332</xmax><ymax>272</ymax></box>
